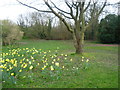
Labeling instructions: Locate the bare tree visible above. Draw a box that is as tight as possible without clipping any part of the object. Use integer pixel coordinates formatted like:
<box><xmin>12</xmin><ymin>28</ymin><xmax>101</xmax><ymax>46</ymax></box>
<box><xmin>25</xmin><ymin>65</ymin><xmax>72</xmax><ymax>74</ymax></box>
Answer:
<box><xmin>17</xmin><ymin>0</ymin><xmax>107</xmax><ymax>54</ymax></box>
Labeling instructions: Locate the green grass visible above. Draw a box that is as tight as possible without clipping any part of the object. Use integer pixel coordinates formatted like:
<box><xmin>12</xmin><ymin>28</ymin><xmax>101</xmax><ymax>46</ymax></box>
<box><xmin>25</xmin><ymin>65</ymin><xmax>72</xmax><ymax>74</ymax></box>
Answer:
<box><xmin>2</xmin><ymin>39</ymin><xmax>118</xmax><ymax>88</ymax></box>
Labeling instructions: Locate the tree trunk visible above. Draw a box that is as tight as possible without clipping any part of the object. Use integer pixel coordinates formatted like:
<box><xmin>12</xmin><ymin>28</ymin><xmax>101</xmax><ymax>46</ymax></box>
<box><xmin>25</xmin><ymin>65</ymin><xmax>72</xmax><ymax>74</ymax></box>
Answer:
<box><xmin>73</xmin><ymin>30</ymin><xmax>84</xmax><ymax>54</ymax></box>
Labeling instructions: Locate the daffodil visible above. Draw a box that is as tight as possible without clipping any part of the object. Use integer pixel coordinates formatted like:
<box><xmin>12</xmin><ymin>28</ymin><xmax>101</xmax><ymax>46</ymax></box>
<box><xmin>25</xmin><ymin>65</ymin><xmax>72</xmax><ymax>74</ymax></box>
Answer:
<box><xmin>19</xmin><ymin>70</ymin><xmax>22</xmax><ymax>72</ymax></box>
<box><xmin>11</xmin><ymin>73</ymin><xmax>14</xmax><ymax>76</ymax></box>
<box><xmin>53</xmin><ymin>59</ymin><xmax>56</xmax><ymax>62</ymax></box>
<box><xmin>6</xmin><ymin>58</ymin><xmax>9</xmax><ymax>62</ymax></box>
<box><xmin>62</xmin><ymin>66</ymin><xmax>65</xmax><ymax>68</ymax></box>
<box><xmin>29</xmin><ymin>61</ymin><xmax>32</xmax><ymax>64</ymax></box>
<box><xmin>50</xmin><ymin>66</ymin><xmax>54</xmax><ymax>71</ymax></box>
<box><xmin>37</xmin><ymin>63</ymin><xmax>40</xmax><ymax>65</ymax></box>
<box><xmin>70</xmin><ymin>59</ymin><xmax>73</xmax><ymax>61</ymax></box>
<box><xmin>55</xmin><ymin>62</ymin><xmax>59</xmax><ymax>67</ymax></box>
<box><xmin>29</xmin><ymin>66</ymin><xmax>33</xmax><ymax>70</ymax></box>
<box><xmin>82</xmin><ymin>56</ymin><xmax>84</xmax><ymax>59</ymax></box>
<box><xmin>7</xmin><ymin>69</ymin><xmax>9</xmax><ymax>71</ymax></box>
<box><xmin>65</xmin><ymin>54</ymin><xmax>68</xmax><ymax>56</ymax></box>
<box><xmin>23</xmin><ymin>64</ymin><xmax>27</xmax><ymax>68</ymax></box>
<box><xmin>86</xmin><ymin>59</ymin><xmax>89</xmax><ymax>62</ymax></box>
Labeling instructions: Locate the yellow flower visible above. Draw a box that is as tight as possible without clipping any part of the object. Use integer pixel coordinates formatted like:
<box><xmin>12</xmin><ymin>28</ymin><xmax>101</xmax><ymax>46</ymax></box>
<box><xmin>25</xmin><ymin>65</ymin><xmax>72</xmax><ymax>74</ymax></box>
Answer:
<box><xmin>70</xmin><ymin>59</ymin><xmax>73</xmax><ymax>61</ymax></box>
<box><xmin>52</xmin><ymin>61</ymin><xmax>54</xmax><ymax>64</ymax></box>
<box><xmin>62</xmin><ymin>66</ymin><xmax>65</xmax><ymax>69</ymax></box>
<box><xmin>61</xmin><ymin>54</ymin><xmax>63</xmax><ymax>56</ymax></box>
<box><xmin>86</xmin><ymin>59</ymin><xmax>89</xmax><ymax>62</ymax></box>
<box><xmin>31</xmin><ymin>56</ymin><xmax>34</xmax><ymax>59</ymax></box>
<box><xmin>82</xmin><ymin>56</ymin><xmax>84</xmax><ymax>59</ymax></box>
<box><xmin>7</xmin><ymin>69</ymin><xmax>9</xmax><ymax>71</ymax></box>
<box><xmin>37</xmin><ymin>63</ymin><xmax>40</xmax><ymax>65</ymax></box>
<box><xmin>55</xmin><ymin>62</ymin><xmax>59</xmax><ymax>67</ymax></box>
<box><xmin>29</xmin><ymin>61</ymin><xmax>32</xmax><ymax>64</ymax></box>
<box><xmin>64</xmin><ymin>58</ymin><xmax>67</xmax><ymax>60</ymax></box>
<box><xmin>26</xmin><ymin>59</ymin><xmax>29</xmax><ymax>61</ymax></box>
<box><xmin>58</xmin><ymin>58</ymin><xmax>60</xmax><ymax>61</ymax></box>
<box><xmin>29</xmin><ymin>66</ymin><xmax>33</xmax><ymax>70</ymax></box>
<box><xmin>46</xmin><ymin>63</ymin><xmax>48</xmax><ymax>65</ymax></box>
<box><xmin>23</xmin><ymin>64</ymin><xmax>27</xmax><ymax>68</ymax></box>
<box><xmin>50</xmin><ymin>66</ymin><xmax>54</xmax><ymax>71</ymax></box>
<box><xmin>0</xmin><ymin>65</ymin><xmax>4</xmax><ymax>68</ymax></box>
<box><xmin>42</xmin><ymin>67</ymin><xmax>45</xmax><ymax>70</ymax></box>
<box><xmin>11</xmin><ymin>73</ymin><xmax>14</xmax><ymax>76</ymax></box>
<box><xmin>32</xmin><ymin>60</ymin><xmax>35</xmax><ymax>62</ymax></box>
<box><xmin>65</xmin><ymin>54</ymin><xmax>68</xmax><ymax>56</ymax></box>
<box><xmin>82</xmin><ymin>59</ymin><xmax>84</xmax><ymax>62</ymax></box>
<box><xmin>14</xmin><ymin>63</ymin><xmax>17</xmax><ymax>67</ymax></box>
<box><xmin>9</xmin><ymin>67</ymin><xmax>13</xmax><ymax>70</ymax></box>
<box><xmin>6</xmin><ymin>58</ymin><xmax>9</xmax><ymax>62</ymax></box>
<box><xmin>53</xmin><ymin>59</ymin><xmax>56</xmax><ymax>62</ymax></box>
<box><xmin>44</xmin><ymin>52</ymin><xmax>46</xmax><ymax>54</ymax></box>
<box><xmin>19</xmin><ymin>70</ymin><xmax>22</xmax><ymax>72</ymax></box>
<box><xmin>48</xmin><ymin>50</ymin><xmax>51</xmax><ymax>52</ymax></box>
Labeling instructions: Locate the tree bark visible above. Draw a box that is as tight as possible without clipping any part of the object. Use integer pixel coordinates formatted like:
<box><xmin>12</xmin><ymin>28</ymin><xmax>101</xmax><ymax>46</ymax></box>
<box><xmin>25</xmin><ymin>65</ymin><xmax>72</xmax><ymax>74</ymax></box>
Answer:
<box><xmin>73</xmin><ymin>21</ymin><xmax>84</xmax><ymax>54</ymax></box>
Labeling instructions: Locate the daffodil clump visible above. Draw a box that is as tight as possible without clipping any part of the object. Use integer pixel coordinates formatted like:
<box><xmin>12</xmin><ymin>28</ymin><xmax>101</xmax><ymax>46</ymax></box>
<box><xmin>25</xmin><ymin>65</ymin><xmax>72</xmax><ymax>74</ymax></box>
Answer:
<box><xmin>1</xmin><ymin>47</ymin><xmax>91</xmax><ymax>84</ymax></box>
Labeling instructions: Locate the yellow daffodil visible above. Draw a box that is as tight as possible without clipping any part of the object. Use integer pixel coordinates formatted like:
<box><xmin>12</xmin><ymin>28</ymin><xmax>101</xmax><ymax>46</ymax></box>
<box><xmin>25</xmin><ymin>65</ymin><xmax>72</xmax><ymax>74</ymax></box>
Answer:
<box><xmin>19</xmin><ymin>70</ymin><xmax>22</xmax><ymax>72</ymax></box>
<box><xmin>42</xmin><ymin>67</ymin><xmax>45</xmax><ymax>70</ymax></box>
<box><xmin>64</xmin><ymin>58</ymin><xmax>67</xmax><ymax>60</ymax></box>
<box><xmin>29</xmin><ymin>66</ymin><xmax>33</xmax><ymax>70</ymax></box>
<box><xmin>7</xmin><ymin>69</ymin><xmax>9</xmax><ymax>71</ymax></box>
<box><xmin>86</xmin><ymin>59</ymin><xmax>89</xmax><ymax>62</ymax></box>
<box><xmin>46</xmin><ymin>63</ymin><xmax>48</xmax><ymax>65</ymax></box>
<box><xmin>31</xmin><ymin>56</ymin><xmax>34</xmax><ymax>59</ymax></box>
<box><xmin>29</xmin><ymin>61</ymin><xmax>32</xmax><ymax>64</ymax></box>
<box><xmin>50</xmin><ymin>66</ymin><xmax>54</xmax><ymax>71</ymax></box>
<box><xmin>62</xmin><ymin>66</ymin><xmax>65</xmax><ymax>69</ymax></box>
<box><xmin>37</xmin><ymin>63</ymin><xmax>40</xmax><ymax>65</ymax></box>
<box><xmin>52</xmin><ymin>61</ymin><xmax>54</xmax><ymax>64</ymax></box>
<box><xmin>53</xmin><ymin>59</ymin><xmax>56</xmax><ymax>62</ymax></box>
<box><xmin>23</xmin><ymin>64</ymin><xmax>27</xmax><ymax>68</ymax></box>
<box><xmin>6</xmin><ymin>58</ymin><xmax>9</xmax><ymax>62</ymax></box>
<box><xmin>70</xmin><ymin>59</ymin><xmax>73</xmax><ymax>61</ymax></box>
<box><xmin>65</xmin><ymin>54</ymin><xmax>68</xmax><ymax>56</ymax></box>
<box><xmin>82</xmin><ymin>56</ymin><xmax>84</xmax><ymax>59</ymax></box>
<box><xmin>11</xmin><ymin>73</ymin><xmax>14</xmax><ymax>76</ymax></box>
<box><xmin>55</xmin><ymin>62</ymin><xmax>59</xmax><ymax>67</ymax></box>
<box><xmin>9</xmin><ymin>67</ymin><xmax>13</xmax><ymax>70</ymax></box>
<box><xmin>58</xmin><ymin>58</ymin><xmax>60</xmax><ymax>61</ymax></box>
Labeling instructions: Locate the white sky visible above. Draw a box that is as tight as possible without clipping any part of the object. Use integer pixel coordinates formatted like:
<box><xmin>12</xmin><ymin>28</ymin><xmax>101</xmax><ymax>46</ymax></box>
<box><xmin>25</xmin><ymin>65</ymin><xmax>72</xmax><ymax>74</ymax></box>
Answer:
<box><xmin>0</xmin><ymin>0</ymin><xmax>119</xmax><ymax>23</ymax></box>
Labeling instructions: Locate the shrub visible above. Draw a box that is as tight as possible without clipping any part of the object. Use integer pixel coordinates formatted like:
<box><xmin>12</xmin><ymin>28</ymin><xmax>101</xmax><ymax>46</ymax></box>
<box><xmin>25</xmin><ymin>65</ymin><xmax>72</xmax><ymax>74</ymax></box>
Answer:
<box><xmin>98</xmin><ymin>14</ymin><xmax>119</xmax><ymax>44</ymax></box>
<box><xmin>1</xmin><ymin>20</ymin><xmax>24</xmax><ymax>46</ymax></box>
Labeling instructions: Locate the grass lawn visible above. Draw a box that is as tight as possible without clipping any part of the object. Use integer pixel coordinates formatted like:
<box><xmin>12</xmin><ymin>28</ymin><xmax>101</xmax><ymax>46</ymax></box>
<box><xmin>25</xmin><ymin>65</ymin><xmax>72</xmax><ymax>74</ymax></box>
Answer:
<box><xmin>2</xmin><ymin>39</ymin><xmax>118</xmax><ymax>88</ymax></box>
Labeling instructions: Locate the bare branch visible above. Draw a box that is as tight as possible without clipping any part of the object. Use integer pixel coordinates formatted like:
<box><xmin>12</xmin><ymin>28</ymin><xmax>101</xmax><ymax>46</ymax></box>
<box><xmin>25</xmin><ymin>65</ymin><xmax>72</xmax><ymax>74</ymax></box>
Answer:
<box><xmin>16</xmin><ymin>0</ymin><xmax>52</xmax><ymax>13</ymax></box>
<box><xmin>98</xmin><ymin>0</ymin><xmax>107</xmax><ymax>15</ymax></box>
<box><xmin>65</xmin><ymin>2</ymin><xmax>75</xmax><ymax>20</ymax></box>
<box><xmin>44</xmin><ymin>0</ymin><xmax>73</xmax><ymax>33</ymax></box>
<box><xmin>83</xmin><ymin>0</ymin><xmax>91</xmax><ymax>12</ymax></box>
<box><xmin>50</xmin><ymin>0</ymin><xmax>70</xmax><ymax>15</ymax></box>
<box><xmin>59</xmin><ymin>12</ymin><xmax>73</xmax><ymax>19</ymax></box>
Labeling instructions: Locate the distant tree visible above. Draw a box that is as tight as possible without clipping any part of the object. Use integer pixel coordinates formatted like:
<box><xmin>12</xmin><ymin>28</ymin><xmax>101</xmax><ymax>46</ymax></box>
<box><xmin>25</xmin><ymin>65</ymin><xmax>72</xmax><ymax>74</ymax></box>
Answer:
<box><xmin>1</xmin><ymin>20</ymin><xmax>24</xmax><ymax>46</ymax></box>
<box><xmin>98</xmin><ymin>14</ymin><xmax>119</xmax><ymax>43</ymax></box>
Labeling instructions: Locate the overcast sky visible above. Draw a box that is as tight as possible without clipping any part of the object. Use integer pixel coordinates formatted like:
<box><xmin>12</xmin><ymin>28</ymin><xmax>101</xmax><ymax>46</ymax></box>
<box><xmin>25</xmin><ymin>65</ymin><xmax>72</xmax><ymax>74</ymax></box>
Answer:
<box><xmin>0</xmin><ymin>0</ymin><xmax>119</xmax><ymax>23</ymax></box>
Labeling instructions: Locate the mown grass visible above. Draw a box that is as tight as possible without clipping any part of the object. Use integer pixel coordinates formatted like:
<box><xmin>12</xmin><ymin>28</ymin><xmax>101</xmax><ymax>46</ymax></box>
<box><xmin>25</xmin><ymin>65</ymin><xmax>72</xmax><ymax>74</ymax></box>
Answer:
<box><xmin>2</xmin><ymin>39</ymin><xmax>118</xmax><ymax>88</ymax></box>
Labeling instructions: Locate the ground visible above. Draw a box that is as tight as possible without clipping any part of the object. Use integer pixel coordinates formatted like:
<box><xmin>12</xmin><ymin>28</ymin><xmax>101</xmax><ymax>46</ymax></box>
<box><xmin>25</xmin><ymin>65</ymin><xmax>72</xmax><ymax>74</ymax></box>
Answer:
<box><xmin>2</xmin><ymin>39</ymin><xmax>118</xmax><ymax>88</ymax></box>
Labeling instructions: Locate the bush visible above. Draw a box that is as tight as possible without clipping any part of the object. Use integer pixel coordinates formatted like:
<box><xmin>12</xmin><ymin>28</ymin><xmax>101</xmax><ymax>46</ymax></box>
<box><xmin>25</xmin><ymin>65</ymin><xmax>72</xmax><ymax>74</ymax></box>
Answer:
<box><xmin>98</xmin><ymin>14</ymin><xmax>119</xmax><ymax>44</ymax></box>
<box><xmin>1</xmin><ymin>20</ymin><xmax>24</xmax><ymax>46</ymax></box>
